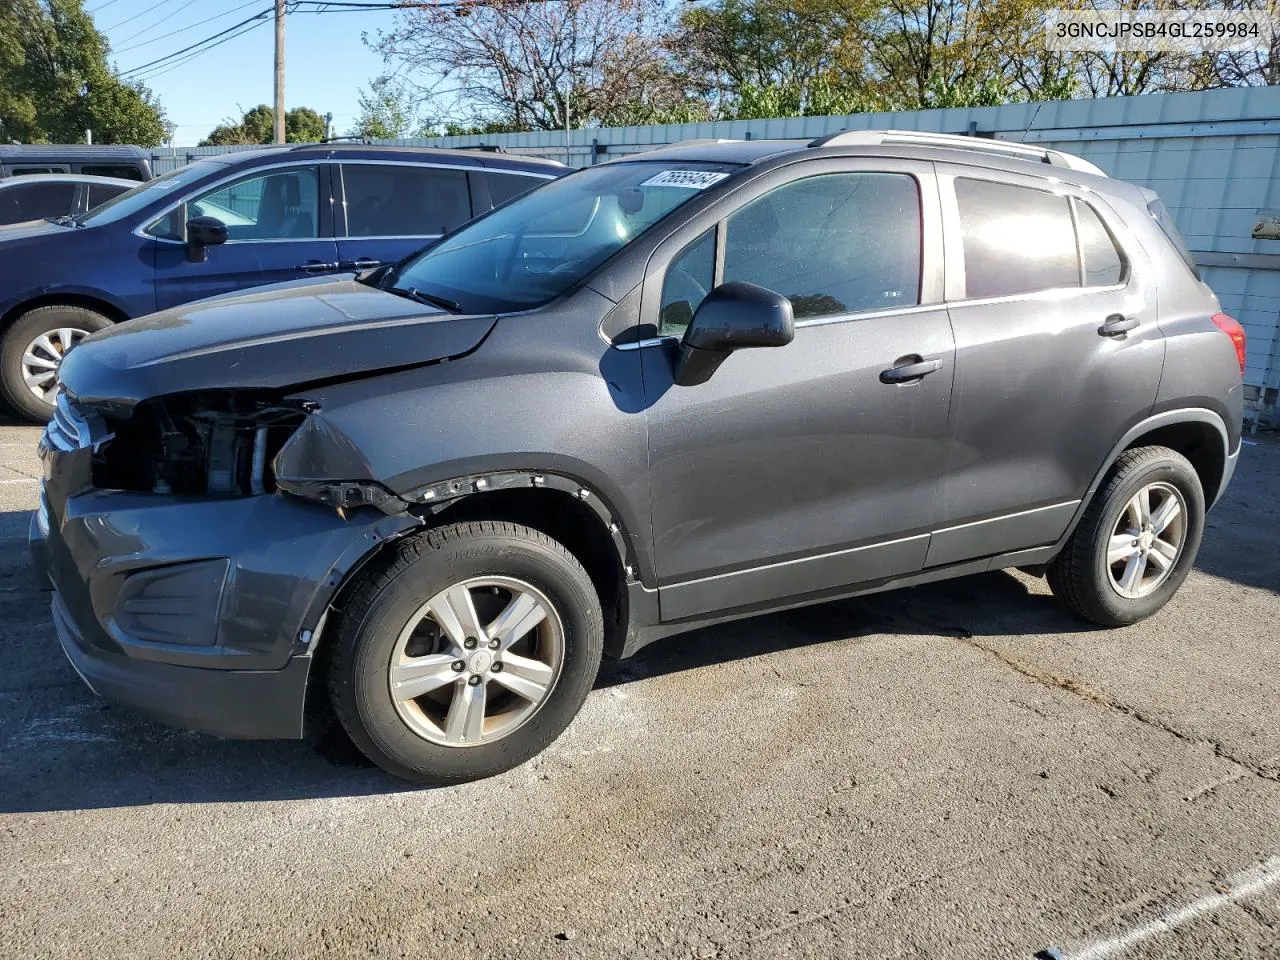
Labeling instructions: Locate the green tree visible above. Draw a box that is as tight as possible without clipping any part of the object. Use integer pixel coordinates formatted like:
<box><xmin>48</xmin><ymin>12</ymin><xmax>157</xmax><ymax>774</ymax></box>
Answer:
<box><xmin>0</xmin><ymin>0</ymin><xmax>166</xmax><ymax>145</ymax></box>
<box><xmin>348</xmin><ymin>82</ymin><xmax>419</xmax><ymax>140</ymax></box>
<box><xmin>199</xmin><ymin>105</ymin><xmax>327</xmax><ymax>146</ymax></box>
<box><xmin>286</xmin><ymin>106</ymin><xmax>326</xmax><ymax>142</ymax></box>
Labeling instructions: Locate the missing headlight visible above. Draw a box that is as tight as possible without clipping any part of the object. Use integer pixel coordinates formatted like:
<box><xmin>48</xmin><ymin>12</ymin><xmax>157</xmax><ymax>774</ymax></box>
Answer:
<box><xmin>92</xmin><ymin>392</ymin><xmax>306</xmax><ymax>497</ymax></box>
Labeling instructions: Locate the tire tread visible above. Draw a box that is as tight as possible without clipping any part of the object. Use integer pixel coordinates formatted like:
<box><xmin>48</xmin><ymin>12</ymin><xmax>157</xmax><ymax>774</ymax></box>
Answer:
<box><xmin>1048</xmin><ymin>445</ymin><xmax>1200</xmax><ymax>625</ymax></box>
<box><xmin>325</xmin><ymin>520</ymin><xmax>597</xmax><ymax>785</ymax></box>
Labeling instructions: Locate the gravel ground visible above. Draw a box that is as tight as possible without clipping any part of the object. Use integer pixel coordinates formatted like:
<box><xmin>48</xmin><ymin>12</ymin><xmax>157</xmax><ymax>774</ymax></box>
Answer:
<box><xmin>1</xmin><ymin>420</ymin><xmax>1278</xmax><ymax>960</ymax></box>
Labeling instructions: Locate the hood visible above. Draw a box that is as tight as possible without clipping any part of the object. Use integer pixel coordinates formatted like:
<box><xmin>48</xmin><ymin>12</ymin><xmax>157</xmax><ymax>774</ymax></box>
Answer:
<box><xmin>59</xmin><ymin>276</ymin><xmax>498</xmax><ymax>410</ymax></box>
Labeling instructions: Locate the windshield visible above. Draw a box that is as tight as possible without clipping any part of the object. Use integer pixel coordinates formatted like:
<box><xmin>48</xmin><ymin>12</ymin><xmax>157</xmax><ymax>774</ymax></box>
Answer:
<box><xmin>385</xmin><ymin>161</ymin><xmax>740</xmax><ymax>313</ymax></box>
<box><xmin>77</xmin><ymin>160</ymin><xmax>227</xmax><ymax>227</ymax></box>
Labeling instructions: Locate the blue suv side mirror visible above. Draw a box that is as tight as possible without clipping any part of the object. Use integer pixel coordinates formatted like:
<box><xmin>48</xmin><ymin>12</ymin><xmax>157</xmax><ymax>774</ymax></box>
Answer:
<box><xmin>185</xmin><ymin>216</ymin><xmax>228</xmax><ymax>263</ymax></box>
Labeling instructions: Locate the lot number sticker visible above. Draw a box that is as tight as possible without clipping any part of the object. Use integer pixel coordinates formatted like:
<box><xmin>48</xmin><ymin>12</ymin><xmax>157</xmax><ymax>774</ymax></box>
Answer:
<box><xmin>640</xmin><ymin>170</ymin><xmax>730</xmax><ymax>189</ymax></box>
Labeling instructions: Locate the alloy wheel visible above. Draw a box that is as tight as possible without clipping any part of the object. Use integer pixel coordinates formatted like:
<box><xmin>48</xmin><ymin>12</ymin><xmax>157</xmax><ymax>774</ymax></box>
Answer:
<box><xmin>388</xmin><ymin>576</ymin><xmax>565</xmax><ymax>747</ymax></box>
<box><xmin>22</xmin><ymin>328</ymin><xmax>88</xmax><ymax>402</ymax></box>
<box><xmin>1106</xmin><ymin>481</ymin><xmax>1187</xmax><ymax>599</ymax></box>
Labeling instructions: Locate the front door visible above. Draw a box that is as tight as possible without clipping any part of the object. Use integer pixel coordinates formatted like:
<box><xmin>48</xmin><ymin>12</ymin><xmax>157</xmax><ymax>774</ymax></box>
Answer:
<box><xmin>640</xmin><ymin>159</ymin><xmax>956</xmax><ymax>621</ymax></box>
<box><xmin>153</xmin><ymin>163</ymin><xmax>340</xmax><ymax>310</ymax></box>
<box><xmin>335</xmin><ymin>162</ymin><xmax>474</xmax><ymax>273</ymax></box>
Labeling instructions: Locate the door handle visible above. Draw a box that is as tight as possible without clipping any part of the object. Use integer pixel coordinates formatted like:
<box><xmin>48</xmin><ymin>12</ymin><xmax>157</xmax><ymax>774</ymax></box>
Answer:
<box><xmin>300</xmin><ymin>260</ymin><xmax>339</xmax><ymax>273</ymax></box>
<box><xmin>347</xmin><ymin>257</ymin><xmax>383</xmax><ymax>270</ymax></box>
<box><xmin>1099</xmin><ymin>313</ymin><xmax>1139</xmax><ymax>337</ymax></box>
<box><xmin>880</xmin><ymin>356</ymin><xmax>942</xmax><ymax>384</ymax></box>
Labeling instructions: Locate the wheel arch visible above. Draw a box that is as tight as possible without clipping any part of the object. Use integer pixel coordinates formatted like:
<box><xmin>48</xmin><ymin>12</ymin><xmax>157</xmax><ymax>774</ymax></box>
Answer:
<box><xmin>309</xmin><ymin>471</ymin><xmax>639</xmax><ymax>666</ymax></box>
<box><xmin>1</xmin><ymin>291</ymin><xmax>130</xmax><ymax>331</ymax></box>
<box><xmin>1053</xmin><ymin>408</ymin><xmax>1231</xmax><ymax>554</ymax></box>
<box><xmin>405</xmin><ymin>471</ymin><xmax>636</xmax><ymax>659</ymax></box>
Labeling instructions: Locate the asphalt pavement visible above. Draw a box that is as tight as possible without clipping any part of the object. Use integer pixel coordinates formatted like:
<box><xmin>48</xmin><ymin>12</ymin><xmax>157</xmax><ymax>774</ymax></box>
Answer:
<box><xmin>1</xmin><ymin>419</ymin><xmax>1278</xmax><ymax>959</ymax></box>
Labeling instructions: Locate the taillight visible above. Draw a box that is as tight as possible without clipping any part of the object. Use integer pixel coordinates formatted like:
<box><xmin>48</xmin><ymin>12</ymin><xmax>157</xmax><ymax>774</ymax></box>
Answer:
<box><xmin>1211</xmin><ymin>312</ymin><xmax>1246</xmax><ymax>377</ymax></box>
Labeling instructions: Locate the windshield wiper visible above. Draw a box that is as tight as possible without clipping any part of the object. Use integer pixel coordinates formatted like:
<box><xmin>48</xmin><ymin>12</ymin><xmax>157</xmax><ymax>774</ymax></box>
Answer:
<box><xmin>388</xmin><ymin>285</ymin><xmax>461</xmax><ymax>313</ymax></box>
<box><xmin>44</xmin><ymin>215</ymin><xmax>78</xmax><ymax>227</ymax></box>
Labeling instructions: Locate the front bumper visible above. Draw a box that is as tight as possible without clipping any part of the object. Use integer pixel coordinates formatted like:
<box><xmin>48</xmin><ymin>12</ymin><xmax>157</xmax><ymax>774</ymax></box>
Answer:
<box><xmin>30</xmin><ymin>483</ymin><xmax>420</xmax><ymax>739</ymax></box>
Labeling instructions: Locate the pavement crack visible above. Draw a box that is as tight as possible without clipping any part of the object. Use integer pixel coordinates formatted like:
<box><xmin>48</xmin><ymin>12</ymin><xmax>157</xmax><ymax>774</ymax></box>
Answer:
<box><xmin>957</xmin><ymin>634</ymin><xmax>1280</xmax><ymax>786</ymax></box>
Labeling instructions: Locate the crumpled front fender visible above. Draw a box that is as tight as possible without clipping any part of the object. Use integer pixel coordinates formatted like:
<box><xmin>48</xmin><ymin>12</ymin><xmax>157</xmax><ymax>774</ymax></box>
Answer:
<box><xmin>272</xmin><ymin>412</ymin><xmax>407</xmax><ymax>514</ymax></box>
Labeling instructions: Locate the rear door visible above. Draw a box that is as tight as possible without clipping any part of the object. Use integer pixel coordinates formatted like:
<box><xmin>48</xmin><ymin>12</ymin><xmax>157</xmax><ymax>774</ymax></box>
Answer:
<box><xmin>150</xmin><ymin>162</ymin><xmax>340</xmax><ymax>309</ymax></box>
<box><xmin>335</xmin><ymin>161</ymin><xmax>474</xmax><ymax>272</ymax></box>
<box><xmin>929</xmin><ymin>166</ymin><xmax>1163</xmax><ymax>567</ymax></box>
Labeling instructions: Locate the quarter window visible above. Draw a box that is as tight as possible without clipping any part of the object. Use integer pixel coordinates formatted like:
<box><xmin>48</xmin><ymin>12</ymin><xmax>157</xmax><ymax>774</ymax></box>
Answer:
<box><xmin>189</xmin><ymin>166</ymin><xmax>321</xmax><ymax>240</ymax></box>
<box><xmin>342</xmin><ymin>163</ymin><xmax>471</xmax><ymax>237</ymax></box>
<box><xmin>722</xmin><ymin>172</ymin><xmax>922</xmax><ymax>322</ymax></box>
<box><xmin>955</xmin><ymin>178</ymin><xmax>1079</xmax><ymax>299</ymax></box>
<box><xmin>1074</xmin><ymin>198</ymin><xmax>1125</xmax><ymax>286</ymax></box>
<box><xmin>659</xmin><ymin>229</ymin><xmax>716</xmax><ymax>336</ymax></box>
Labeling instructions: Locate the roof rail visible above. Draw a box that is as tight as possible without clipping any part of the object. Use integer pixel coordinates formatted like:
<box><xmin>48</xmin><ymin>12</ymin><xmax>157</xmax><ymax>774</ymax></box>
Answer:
<box><xmin>808</xmin><ymin>129</ymin><xmax>1108</xmax><ymax>177</ymax></box>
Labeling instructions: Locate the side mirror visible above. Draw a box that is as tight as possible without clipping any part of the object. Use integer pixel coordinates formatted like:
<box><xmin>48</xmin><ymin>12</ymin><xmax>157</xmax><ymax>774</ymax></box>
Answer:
<box><xmin>673</xmin><ymin>281</ymin><xmax>794</xmax><ymax>386</ymax></box>
<box><xmin>185</xmin><ymin>215</ymin><xmax>228</xmax><ymax>263</ymax></box>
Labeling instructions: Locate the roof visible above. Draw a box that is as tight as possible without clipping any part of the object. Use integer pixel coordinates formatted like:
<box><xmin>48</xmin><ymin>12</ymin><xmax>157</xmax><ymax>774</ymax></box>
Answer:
<box><xmin>0</xmin><ymin>173</ymin><xmax>137</xmax><ymax>187</ymax></box>
<box><xmin>609</xmin><ymin>131</ymin><xmax>1111</xmax><ymax>183</ymax></box>
<box><xmin>0</xmin><ymin>144</ymin><xmax>150</xmax><ymax>160</ymax></box>
<box><xmin>201</xmin><ymin>143</ymin><xmax>567</xmax><ymax>173</ymax></box>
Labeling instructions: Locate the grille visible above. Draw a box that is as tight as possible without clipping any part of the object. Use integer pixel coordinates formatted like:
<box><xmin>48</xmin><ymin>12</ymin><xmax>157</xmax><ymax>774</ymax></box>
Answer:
<box><xmin>47</xmin><ymin>391</ymin><xmax>89</xmax><ymax>452</ymax></box>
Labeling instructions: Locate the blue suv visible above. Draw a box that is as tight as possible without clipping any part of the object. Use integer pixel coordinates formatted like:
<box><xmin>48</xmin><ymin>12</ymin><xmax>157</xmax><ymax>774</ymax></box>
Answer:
<box><xmin>0</xmin><ymin>144</ymin><xmax>564</xmax><ymax>420</ymax></box>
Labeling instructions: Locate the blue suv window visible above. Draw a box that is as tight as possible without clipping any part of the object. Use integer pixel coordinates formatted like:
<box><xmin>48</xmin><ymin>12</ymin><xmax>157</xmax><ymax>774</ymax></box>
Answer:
<box><xmin>190</xmin><ymin>166</ymin><xmax>321</xmax><ymax>240</ymax></box>
<box><xmin>342</xmin><ymin>163</ymin><xmax>470</xmax><ymax>237</ymax></box>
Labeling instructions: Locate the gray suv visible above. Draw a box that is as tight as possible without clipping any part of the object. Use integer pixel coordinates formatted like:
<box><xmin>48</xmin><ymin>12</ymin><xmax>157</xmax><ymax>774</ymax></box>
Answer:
<box><xmin>30</xmin><ymin>131</ymin><xmax>1246</xmax><ymax>785</ymax></box>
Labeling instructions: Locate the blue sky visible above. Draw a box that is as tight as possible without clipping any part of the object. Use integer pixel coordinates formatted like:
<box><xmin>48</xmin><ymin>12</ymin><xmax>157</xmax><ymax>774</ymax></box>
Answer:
<box><xmin>91</xmin><ymin>0</ymin><xmax>397</xmax><ymax>146</ymax></box>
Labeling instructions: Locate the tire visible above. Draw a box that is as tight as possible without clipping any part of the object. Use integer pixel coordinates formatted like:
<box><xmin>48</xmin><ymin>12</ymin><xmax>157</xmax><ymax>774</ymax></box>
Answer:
<box><xmin>0</xmin><ymin>305</ymin><xmax>113</xmax><ymax>422</ymax></box>
<box><xmin>1047</xmin><ymin>445</ymin><xmax>1205</xmax><ymax>627</ymax></box>
<box><xmin>327</xmin><ymin>520</ymin><xmax>604</xmax><ymax>785</ymax></box>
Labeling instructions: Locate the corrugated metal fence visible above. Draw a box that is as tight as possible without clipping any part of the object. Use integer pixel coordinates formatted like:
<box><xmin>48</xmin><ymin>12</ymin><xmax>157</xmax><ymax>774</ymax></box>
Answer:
<box><xmin>153</xmin><ymin>88</ymin><xmax>1280</xmax><ymax>420</ymax></box>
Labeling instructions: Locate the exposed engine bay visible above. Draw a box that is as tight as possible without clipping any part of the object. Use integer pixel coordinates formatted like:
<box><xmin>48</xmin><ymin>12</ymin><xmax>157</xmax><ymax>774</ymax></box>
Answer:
<box><xmin>91</xmin><ymin>392</ymin><xmax>307</xmax><ymax>497</ymax></box>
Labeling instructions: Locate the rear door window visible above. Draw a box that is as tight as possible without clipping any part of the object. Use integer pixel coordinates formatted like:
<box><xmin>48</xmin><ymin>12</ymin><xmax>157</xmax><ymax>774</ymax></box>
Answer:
<box><xmin>955</xmin><ymin>178</ymin><xmax>1079</xmax><ymax>299</ymax></box>
<box><xmin>342</xmin><ymin>163</ymin><xmax>472</xmax><ymax>237</ymax></box>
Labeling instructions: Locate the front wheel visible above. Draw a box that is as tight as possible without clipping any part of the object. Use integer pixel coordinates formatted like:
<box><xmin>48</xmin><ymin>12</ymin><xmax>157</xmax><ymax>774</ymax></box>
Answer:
<box><xmin>1</xmin><ymin>305</ymin><xmax>113</xmax><ymax>421</ymax></box>
<box><xmin>1047</xmin><ymin>445</ymin><xmax>1205</xmax><ymax>626</ymax></box>
<box><xmin>327</xmin><ymin>521</ymin><xmax>604</xmax><ymax>785</ymax></box>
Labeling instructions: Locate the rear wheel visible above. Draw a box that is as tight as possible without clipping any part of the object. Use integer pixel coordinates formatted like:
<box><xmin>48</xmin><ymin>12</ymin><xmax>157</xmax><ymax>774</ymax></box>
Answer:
<box><xmin>1047</xmin><ymin>445</ymin><xmax>1204</xmax><ymax>626</ymax></box>
<box><xmin>0</xmin><ymin>304</ymin><xmax>112</xmax><ymax>421</ymax></box>
<box><xmin>327</xmin><ymin>521</ymin><xmax>604</xmax><ymax>785</ymax></box>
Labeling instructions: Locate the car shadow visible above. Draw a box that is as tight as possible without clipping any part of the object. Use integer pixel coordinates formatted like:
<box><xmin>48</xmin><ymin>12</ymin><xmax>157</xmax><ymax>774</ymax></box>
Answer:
<box><xmin>0</xmin><ymin>440</ymin><xmax>1272</xmax><ymax>813</ymax></box>
<box><xmin>0</xmin><ymin>561</ymin><xmax>1091</xmax><ymax>814</ymax></box>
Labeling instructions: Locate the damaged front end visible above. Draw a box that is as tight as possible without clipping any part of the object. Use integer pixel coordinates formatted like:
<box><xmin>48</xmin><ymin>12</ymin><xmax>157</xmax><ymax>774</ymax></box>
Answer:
<box><xmin>32</xmin><ymin>387</ymin><xmax>426</xmax><ymax>739</ymax></box>
<box><xmin>82</xmin><ymin>389</ymin><xmax>406</xmax><ymax>515</ymax></box>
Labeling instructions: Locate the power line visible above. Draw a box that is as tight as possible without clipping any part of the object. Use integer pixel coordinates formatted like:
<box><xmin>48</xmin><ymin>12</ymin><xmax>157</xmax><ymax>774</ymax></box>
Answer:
<box><xmin>115</xmin><ymin>0</ymin><xmax>207</xmax><ymax>48</ymax></box>
<box><xmin>102</xmin><ymin>0</ymin><xmax>186</xmax><ymax>33</ymax></box>
<box><xmin>87</xmin><ymin>0</ymin><xmax>127</xmax><ymax>11</ymax></box>
<box><xmin>114</xmin><ymin>0</ymin><xmax>266</xmax><ymax>54</ymax></box>
<box><xmin>130</xmin><ymin>17</ymin><xmax>273</xmax><ymax>83</ymax></box>
<box><xmin>119</xmin><ymin>8</ymin><xmax>273</xmax><ymax>77</ymax></box>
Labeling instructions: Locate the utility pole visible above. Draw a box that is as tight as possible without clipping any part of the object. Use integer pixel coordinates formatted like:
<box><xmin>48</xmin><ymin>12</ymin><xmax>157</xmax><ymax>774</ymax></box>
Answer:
<box><xmin>273</xmin><ymin>0</ymin><xmax>286</xmax><ymax>144</ymax></box>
